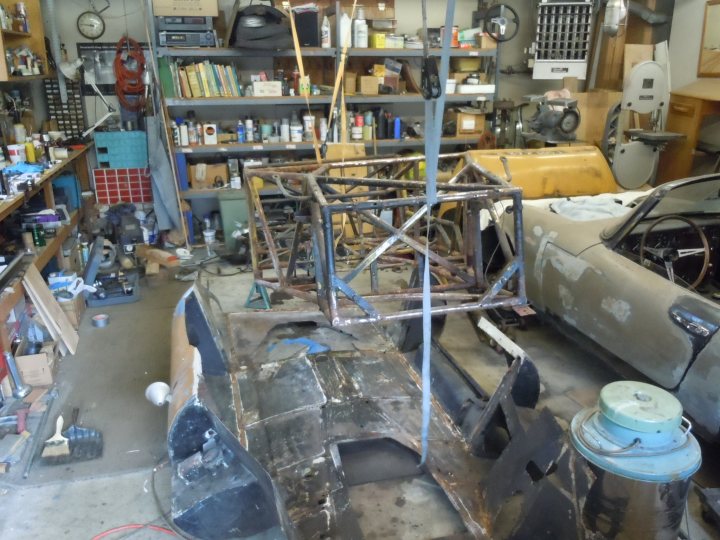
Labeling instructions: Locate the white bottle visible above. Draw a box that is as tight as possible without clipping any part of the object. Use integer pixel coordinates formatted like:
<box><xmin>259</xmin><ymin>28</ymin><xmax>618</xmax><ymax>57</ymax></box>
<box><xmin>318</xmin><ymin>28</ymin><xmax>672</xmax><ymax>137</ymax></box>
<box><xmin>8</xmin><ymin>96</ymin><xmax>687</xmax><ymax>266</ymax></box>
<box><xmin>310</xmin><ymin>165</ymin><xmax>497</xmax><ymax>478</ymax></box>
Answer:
<box><xmin>245</xmin><ymin>117</ymin><xmax>254</xmax><ymax>143</ymax></box>
<box><xmin>280</xmin><ymin>118</ymin><xmax>290</xmax><ymax>143</ymax></box>
<box><xmin>179</xmin><ymin>122</ymin><xmax>189</xmax><ymax>146</ymax></box>
<box><xmin>340</xmin><ymin>12</ymin><xmax>352</xmax><ymax>48</ymax></box>
<box><xmin>353</xmin><ymin>7</ymin><xmax>368</xmax><ymax>48</ymax></box>
<box><xmin>188</xmin><ymin>122</ymin><xmax>199</xmax><ymax>145</ymax></box>
<box><xmin>321</xmin><ymin>15</ymin><xmax>331</xmax><ymax>48</ymax></box>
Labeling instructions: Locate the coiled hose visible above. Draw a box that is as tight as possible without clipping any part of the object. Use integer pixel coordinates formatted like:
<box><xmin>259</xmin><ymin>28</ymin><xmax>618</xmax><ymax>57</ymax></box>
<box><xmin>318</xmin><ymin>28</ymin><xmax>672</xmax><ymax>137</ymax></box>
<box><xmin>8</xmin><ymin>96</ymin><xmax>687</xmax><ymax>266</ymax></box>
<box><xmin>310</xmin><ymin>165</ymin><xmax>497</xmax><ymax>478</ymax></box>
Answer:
<box><xmin>114</xmin><ymin>36</ymin><xmax>146</xmax><ymax>112</ymax></box>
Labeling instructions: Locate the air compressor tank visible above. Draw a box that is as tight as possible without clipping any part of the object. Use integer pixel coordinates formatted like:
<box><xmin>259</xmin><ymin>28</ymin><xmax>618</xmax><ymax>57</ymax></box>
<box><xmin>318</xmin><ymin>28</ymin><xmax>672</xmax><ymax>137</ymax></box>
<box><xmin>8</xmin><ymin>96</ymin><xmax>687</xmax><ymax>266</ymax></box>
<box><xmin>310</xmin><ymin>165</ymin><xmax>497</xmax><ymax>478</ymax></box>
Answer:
<box><xmin>571</xmin><ymin>381</ymin><xmax>701</xmax><ymax>540</ymax></box>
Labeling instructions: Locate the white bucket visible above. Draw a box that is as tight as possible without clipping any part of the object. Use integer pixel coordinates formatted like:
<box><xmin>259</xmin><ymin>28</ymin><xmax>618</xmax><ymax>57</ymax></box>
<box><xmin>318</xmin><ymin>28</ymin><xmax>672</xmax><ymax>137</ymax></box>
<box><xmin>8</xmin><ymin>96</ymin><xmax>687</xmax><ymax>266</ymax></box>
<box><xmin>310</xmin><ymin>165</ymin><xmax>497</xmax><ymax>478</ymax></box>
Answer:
<box><xmin>203</xmin><ymin>229</ymin><xmax>216</xmax><ymax>244</ymax></box>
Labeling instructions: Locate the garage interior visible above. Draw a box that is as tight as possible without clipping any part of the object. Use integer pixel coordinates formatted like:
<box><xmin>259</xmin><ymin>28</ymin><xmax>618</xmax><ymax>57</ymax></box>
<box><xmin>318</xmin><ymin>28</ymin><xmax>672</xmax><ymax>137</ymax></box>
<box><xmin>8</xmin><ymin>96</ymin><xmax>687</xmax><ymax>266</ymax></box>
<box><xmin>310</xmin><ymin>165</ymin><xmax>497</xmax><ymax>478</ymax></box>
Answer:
<box><xmin>0</xmin><ymin>0</ymin><xmax>718</xmax><ymax>538</ymax></box>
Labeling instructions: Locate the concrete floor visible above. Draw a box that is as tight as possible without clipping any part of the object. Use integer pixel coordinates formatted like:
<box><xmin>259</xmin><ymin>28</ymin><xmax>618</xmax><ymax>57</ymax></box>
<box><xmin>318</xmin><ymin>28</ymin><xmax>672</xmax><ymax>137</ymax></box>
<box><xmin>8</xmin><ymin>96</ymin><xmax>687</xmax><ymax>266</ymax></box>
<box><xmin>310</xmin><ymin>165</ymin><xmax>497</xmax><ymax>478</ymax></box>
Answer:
<box><xmin>0</xmin><ymin>256</ymin><xmax>718</xmax><ymax>539</ymax></box>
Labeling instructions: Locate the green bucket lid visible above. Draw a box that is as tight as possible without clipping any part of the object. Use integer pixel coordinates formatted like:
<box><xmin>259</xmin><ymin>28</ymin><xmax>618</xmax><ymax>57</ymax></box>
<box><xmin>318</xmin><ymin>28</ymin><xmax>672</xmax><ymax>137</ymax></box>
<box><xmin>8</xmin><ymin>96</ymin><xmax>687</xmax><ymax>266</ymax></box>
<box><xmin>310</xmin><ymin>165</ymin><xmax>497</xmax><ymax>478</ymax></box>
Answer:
<box><xmin>599</xmin><ymin>381</ymin><xmax>683</xmax><ymax>434</ymax></box>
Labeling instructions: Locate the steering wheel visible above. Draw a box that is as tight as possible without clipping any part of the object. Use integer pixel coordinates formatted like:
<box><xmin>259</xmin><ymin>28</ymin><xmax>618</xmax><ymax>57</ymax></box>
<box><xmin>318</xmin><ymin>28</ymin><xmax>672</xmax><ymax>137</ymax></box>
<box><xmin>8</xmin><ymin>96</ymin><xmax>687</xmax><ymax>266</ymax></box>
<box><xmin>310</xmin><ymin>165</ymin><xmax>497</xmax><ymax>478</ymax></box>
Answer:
<box><xmin>639</xmin><ymin>215</ymin><xmax>710</xmax><ymax>289</ymax></box>
<box><xmin>483</xmin><ymin>4</ymin><xmax>520</xmax><ymax>42</ymax></box>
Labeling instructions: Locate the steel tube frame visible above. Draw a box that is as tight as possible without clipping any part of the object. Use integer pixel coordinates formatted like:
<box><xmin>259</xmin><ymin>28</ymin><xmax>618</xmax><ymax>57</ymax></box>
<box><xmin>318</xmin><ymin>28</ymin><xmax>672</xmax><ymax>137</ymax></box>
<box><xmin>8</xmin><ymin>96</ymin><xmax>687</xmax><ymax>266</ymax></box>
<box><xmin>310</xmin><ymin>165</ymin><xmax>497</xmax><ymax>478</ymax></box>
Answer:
<box><xmin>246</xmin><ymin>153</ymin><xmax>527</xmax><ymax>327</ymax></box>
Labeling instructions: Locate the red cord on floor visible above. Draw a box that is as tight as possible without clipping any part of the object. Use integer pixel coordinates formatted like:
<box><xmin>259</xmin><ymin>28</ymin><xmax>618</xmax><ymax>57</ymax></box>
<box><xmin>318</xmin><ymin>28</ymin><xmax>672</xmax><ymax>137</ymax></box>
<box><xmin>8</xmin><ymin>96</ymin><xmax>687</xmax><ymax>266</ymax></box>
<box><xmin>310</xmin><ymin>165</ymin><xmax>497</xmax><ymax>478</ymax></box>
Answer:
<box><xmin>91</xmin><ymin>523</ymin><xmax>177</xmax><ymax>539</ymax></box>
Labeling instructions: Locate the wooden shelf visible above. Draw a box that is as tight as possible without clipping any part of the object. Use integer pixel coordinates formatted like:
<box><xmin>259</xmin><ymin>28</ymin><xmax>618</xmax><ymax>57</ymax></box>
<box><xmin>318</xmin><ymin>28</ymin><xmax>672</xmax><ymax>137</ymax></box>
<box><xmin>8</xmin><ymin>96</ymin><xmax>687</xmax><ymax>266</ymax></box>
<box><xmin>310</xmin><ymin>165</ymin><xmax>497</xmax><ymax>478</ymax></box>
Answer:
<box><xmin>33</xmin><ymin>210</ymin><xmax>81</xmax><ymax>270</ymax></box>
<box><xmin>5</xmin><ymin>74</ymin><xmax>50</xmax><ymax>82</ymax></box>
<box><xmin>0</xmin><ymin>0</ymin><xmax>47</xmax><ymax>82</ymax></box>
<box><xmin>0</xmin><ymin>145</ymin><xmax>92</xmax><ymax>222</ymax></box>
<box><xmin>177</xmin><ymin>136</ymin><xmax>481</xmax><ymax>161</ymax></box>
<box><xmin>1</xmin><ymin>29</ymin><xmax>31</xmax><ymax>38</ymax></box>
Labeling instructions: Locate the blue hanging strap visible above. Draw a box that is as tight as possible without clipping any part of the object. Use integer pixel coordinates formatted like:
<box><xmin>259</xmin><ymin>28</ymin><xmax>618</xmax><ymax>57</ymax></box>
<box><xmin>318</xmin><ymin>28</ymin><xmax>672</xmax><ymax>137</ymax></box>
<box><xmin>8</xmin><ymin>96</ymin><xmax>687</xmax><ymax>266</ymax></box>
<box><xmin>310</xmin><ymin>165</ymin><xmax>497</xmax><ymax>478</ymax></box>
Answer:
<box><xmin>420</xmin><ymin>0</ymin><xmax>456</xmax><ymax>465</ymax></box>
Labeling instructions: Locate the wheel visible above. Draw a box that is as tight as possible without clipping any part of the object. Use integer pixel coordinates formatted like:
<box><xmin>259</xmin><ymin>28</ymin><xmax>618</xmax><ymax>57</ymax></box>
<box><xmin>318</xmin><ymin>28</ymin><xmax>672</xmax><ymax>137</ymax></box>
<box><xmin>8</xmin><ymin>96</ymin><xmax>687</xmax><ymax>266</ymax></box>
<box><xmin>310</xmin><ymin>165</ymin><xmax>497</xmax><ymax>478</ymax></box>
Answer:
<box><xmin>639</xmin><ymin>214</ymin><xmax>710</xmax><ymax>289</ymax></box>
<box><xmin>483</xmin><ymin>4</ymin><xmax>520</xmax><ymax>42</ymax></box>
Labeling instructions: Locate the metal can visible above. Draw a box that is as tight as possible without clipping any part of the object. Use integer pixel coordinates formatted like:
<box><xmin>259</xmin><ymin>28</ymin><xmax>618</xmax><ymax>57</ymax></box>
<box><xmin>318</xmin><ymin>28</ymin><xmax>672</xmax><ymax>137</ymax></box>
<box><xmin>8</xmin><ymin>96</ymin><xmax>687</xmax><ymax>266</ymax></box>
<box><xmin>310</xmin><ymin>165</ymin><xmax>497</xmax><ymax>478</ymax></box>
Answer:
<box><xmin>441</xmin><ymin>25</ymin><xmax>460</xmax><ymax>48</ymax></box>
<box><xmin>571</xmin><ymin>381</ymin><xmax>701</xmax><ymax>540</ymax></box>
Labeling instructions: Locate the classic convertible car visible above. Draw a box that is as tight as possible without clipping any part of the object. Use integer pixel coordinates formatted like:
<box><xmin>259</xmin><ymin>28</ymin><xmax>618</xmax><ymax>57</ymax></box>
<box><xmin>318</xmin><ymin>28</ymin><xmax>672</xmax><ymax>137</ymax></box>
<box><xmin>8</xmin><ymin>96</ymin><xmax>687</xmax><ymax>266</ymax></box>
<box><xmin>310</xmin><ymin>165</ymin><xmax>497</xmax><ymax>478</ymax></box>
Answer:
<box><xmin>500</xmin><ymin>174</ymin><xmax>720</xmax><ymax>440</ymax></box>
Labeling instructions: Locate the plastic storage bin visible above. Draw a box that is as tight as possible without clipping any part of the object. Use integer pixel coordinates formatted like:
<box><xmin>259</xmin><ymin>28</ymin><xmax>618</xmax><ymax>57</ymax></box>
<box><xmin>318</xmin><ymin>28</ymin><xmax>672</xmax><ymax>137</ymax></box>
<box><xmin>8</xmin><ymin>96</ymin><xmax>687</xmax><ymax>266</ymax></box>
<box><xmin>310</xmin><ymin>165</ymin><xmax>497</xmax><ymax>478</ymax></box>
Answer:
<box><xmin>94</xmin><ymin>131</ymin><xmax>148</xmax><ymax>169</ymax></box>
<box><xmin>52</xmin><ymin>173</ymin><xmax>81</xmax><ymax>212</ymax></box>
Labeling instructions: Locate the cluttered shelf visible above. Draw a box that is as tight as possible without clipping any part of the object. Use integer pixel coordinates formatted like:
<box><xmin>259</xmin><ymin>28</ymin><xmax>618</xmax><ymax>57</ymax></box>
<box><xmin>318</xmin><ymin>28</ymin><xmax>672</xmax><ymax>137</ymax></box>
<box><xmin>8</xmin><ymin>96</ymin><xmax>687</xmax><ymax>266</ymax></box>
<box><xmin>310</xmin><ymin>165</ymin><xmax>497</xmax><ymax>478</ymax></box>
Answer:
<box><xmin>0</xmin><ymin>209</ymin><xmax>82</xmax><ymax>330</ymax></box>
<box><xmin>6</xmin><ymin>74</ymin><xmax>51</xmax><ymax>82</ymax></box>
<box><xmin>33</xmin><ymin>209</ymin><xmax>80</xmax><ymax>271</ymax></box>
<box><xmin>158</xmin><ymin>46</ymin><xmax>497</xmax><ymax>59</ymax></box>
<box><xmin>165</xmin><ymin>93</ymin><xmax>492</xmax><ymax>107</ymax></box>
<box><xmin>1</xmin><ymin>29</ymin><xmax>31</xmax><ymax>38</ymax></box>
<box><xmin>0</xmin><ymin>144</ymin><xmax>92</xmax><ymax>222</ymax></box>
<box><xmin>177</xmin><ymin>136</ymin><xmax>483</xmax><ymax>157</ymax></box>
<box><xmin>165</xmin><ymin>96</ymin><xmax>333</xmax><ymax>106</ymax></box>
<box><xmin>158</xmin><ymin>46</ymin><xmax>335</xmax><ymax>58</ymax></box>
<box><xmin>346</xmin><ymin>47</ymin><xmax>497</xmax><ymax>57</ymax></box>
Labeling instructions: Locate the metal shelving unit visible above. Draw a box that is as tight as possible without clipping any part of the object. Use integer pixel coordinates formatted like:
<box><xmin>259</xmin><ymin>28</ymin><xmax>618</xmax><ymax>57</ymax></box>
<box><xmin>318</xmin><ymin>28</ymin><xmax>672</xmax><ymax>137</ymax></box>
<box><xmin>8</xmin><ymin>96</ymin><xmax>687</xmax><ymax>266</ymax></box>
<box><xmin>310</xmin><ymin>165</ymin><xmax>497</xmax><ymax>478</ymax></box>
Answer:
<box><xmin>158</xmin><ymin>46</ymin><xmax>336</xmax><ymax>58</ymax></box>
<box><xmin>175</xmin><ymin>136</ymin><xmax>482</xmax><ymax>157</ymax></box>
<box><xmin>166</xmin><ymin>93</ymin><xmax>492</xmax><ymax>107</ymax></box>
<box><xmin>157</xmin><ymin>2</ymin><xmax>499</xmax><ymax>242</ymax></box>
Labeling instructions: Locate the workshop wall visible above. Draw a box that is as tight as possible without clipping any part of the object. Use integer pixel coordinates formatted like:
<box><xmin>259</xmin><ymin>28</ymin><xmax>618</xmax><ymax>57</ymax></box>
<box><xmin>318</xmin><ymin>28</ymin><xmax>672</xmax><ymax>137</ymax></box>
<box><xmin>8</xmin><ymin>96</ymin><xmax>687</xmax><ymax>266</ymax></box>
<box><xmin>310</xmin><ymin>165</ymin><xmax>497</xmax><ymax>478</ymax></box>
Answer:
<box><xmin>45</xmin><ymin>0</ymin><xmax>148</xmax><ymax>126</ymax></box>
<box><xmin>668</xmin><ymin>0</ymin><xmax>705</xmax><ymax>89</ymax></box>
<box><xmin>669</xmin><ymin>0</ymin><xmax>720</xmax><ymax>145</ymax></box>
<box><xmin>50</xmin><ymin>0</ymin><xmax>548</xmax><ymax>127</ymax></box>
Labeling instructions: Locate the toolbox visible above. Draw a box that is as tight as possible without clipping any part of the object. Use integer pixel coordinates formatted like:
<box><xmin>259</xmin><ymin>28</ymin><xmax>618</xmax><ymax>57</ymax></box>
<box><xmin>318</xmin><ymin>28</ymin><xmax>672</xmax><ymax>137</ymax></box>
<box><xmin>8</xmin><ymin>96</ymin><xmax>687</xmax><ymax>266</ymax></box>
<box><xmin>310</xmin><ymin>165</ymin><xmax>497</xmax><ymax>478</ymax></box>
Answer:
<box><xmin>82</xmin><ymin>237</ymin><xmax>140</xmax><ymax>307</ymax></box>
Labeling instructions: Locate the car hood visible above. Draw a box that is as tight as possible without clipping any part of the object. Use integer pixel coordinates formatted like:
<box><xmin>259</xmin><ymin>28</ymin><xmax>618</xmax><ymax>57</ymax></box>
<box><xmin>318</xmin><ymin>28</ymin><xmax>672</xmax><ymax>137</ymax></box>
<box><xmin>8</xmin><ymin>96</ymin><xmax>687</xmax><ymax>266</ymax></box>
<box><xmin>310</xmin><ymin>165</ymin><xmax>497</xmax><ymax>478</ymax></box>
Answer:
<box><xmin>521</xmin><ymin>203</ymin><xmax>626</xmax><ymax>256</ymax></box>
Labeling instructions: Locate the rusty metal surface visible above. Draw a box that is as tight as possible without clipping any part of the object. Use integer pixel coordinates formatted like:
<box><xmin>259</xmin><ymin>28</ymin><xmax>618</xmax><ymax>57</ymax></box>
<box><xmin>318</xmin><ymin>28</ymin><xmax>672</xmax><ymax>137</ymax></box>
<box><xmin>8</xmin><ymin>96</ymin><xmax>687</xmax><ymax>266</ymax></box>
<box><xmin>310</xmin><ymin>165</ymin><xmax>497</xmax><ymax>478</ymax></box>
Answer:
<box><xmin>245</xmin><ymin>153</ymin><xmax>527</xmax><ymax>326</ymax></box>
<box><xmin>208</xmin><ymin>307</ymin><xmax>586</xmax><ymax>539</ymax></box>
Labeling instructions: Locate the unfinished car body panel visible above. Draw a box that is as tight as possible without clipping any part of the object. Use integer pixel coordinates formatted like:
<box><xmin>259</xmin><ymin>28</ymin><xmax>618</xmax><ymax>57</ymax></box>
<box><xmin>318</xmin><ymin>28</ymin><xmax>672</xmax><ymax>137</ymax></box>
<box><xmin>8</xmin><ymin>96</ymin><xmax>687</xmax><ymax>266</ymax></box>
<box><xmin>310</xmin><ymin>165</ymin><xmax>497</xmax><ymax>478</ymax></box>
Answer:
<box><xmin>165</xmin><ymin>285</ymin><xmax>593</xmax><ymax>539</ymax></box>
<box><xmin>497</xmin><ymin>174</ymin><xmax>720</xmax><ymax>440</ymax></box>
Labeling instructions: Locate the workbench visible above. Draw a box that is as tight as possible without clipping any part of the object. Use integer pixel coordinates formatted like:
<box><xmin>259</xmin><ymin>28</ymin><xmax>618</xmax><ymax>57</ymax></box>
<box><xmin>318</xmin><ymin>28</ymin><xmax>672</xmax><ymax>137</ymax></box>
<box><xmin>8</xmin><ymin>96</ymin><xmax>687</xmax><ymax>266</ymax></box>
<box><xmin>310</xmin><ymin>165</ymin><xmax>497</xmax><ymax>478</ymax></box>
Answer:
<box><xmin>657</xmin><ymin>79</ymin><xmax>720</xmax><ymax>183</ymax></box>
<box><xmin>0</xmin><ymin>144</ymin><xmax>93</xmax><ymax>355</ymax></box>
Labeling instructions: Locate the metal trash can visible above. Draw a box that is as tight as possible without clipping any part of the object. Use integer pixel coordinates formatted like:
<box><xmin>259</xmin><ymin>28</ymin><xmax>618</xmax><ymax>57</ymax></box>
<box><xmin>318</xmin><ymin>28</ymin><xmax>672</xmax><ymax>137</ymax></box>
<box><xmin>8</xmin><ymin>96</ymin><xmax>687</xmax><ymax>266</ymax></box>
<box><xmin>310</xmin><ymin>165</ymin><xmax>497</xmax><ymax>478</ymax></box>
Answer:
<box><xmin>570</xmin><ymin>381</ymin><xmax>701</xmax><ymax>540</ymax></box>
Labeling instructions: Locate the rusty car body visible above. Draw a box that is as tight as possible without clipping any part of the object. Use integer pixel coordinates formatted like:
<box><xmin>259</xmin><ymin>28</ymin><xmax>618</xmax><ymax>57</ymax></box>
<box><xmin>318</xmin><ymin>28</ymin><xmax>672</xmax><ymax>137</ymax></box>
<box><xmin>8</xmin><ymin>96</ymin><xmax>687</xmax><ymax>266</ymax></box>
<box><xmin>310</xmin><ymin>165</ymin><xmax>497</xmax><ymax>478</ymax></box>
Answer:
<box><xmin>498</xmin><ymin>174</ymin><xmax>720</xmax><ymax>440</ymax></box>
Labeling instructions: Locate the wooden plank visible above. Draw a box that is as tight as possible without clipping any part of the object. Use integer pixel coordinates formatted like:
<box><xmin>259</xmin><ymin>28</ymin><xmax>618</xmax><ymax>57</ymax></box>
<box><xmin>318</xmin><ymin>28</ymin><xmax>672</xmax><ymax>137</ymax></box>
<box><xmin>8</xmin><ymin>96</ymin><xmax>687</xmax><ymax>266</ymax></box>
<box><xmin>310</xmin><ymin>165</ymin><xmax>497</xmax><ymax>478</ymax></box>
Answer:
<box><xmin>22</xmin><ymin>265</ymin><xmax>78</xmax><ymax>355</ymax></box>
<box><xmin>623</xmin><ymin>44</ymin><xmax>653</xmax><ymax>79</ymax></box>
<box><xmin>574</xmin><ymin>90</ymin><xmax>623</xmax><ymax>147</ymax></box>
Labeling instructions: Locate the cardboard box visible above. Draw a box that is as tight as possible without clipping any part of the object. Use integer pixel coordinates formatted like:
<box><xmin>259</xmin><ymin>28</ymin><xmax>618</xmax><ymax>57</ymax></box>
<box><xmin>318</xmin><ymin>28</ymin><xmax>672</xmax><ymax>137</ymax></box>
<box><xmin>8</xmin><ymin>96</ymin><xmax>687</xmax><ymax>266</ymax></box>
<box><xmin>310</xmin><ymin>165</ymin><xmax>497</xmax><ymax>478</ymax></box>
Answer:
<box><xmin>447</xmin><ymin>108</ymin><xmax>486</xmax><ymax>135</ymax></box>
<box><xmin>362</xmin><ymin>3</ymin><xmax>395</xmax><ymax>20</ymax></box>
<box><xmin>344</xmin><ymin>72</ymin><xmax>357</xmax><ymax>95</ymax></box>
<box><xmin>16</xmin><ymin>340</ymin><xmax>57</xmax><ymax>386</ymax></box>
<box><xmin>359</xmin><ymin>76</ymin><xmax>382</xmax><ymax>95</ymax></box>
<box><xmin>152</xmin><ymin>0</ymin><xmax>218</xmax><ymax>16</ymax></box>
<box><xmin>58</xmin><ymin>294</ymin><xmax>86</xmax><ymax>330</ymax></box>
<box><xmin>252</xmin><ymin>81</ymin><xmax>283</xmax><ymax>97</ymax></box>
<box><xmin>369</xmin><ymin>32</ymin><xmax>386</xmax><ymax>48</ymax></box>
<box><xmin>189</xmin><ymin>163</ymin><xmax>229</xmax><ymax>190</ymax></box>
<box><xmin>476</xmin><ymin>32</ymin><xmax>497</xmax><ymax>49</ymax></box>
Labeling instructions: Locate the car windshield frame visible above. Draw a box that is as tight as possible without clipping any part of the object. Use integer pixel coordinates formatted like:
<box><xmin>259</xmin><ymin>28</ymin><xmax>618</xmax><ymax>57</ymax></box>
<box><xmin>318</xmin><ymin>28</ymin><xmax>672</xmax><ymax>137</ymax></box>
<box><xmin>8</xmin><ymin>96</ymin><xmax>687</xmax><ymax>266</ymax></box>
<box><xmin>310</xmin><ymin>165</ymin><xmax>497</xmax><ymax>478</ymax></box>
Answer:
<box><xmin>601</xmin><ymin>173</ymin><xmax>720</xmax><ymax>248</ymax></box>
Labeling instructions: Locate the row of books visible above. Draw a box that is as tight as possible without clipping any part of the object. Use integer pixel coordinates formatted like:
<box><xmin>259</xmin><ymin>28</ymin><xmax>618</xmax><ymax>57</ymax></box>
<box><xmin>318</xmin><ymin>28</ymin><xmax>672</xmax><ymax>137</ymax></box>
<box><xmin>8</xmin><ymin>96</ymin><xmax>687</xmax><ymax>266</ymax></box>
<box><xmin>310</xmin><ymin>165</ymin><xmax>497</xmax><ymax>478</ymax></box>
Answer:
<box><xmin>158</xmin><ymin>58</ymin><xmax>243</xmax><ymax>98</ymax></box>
